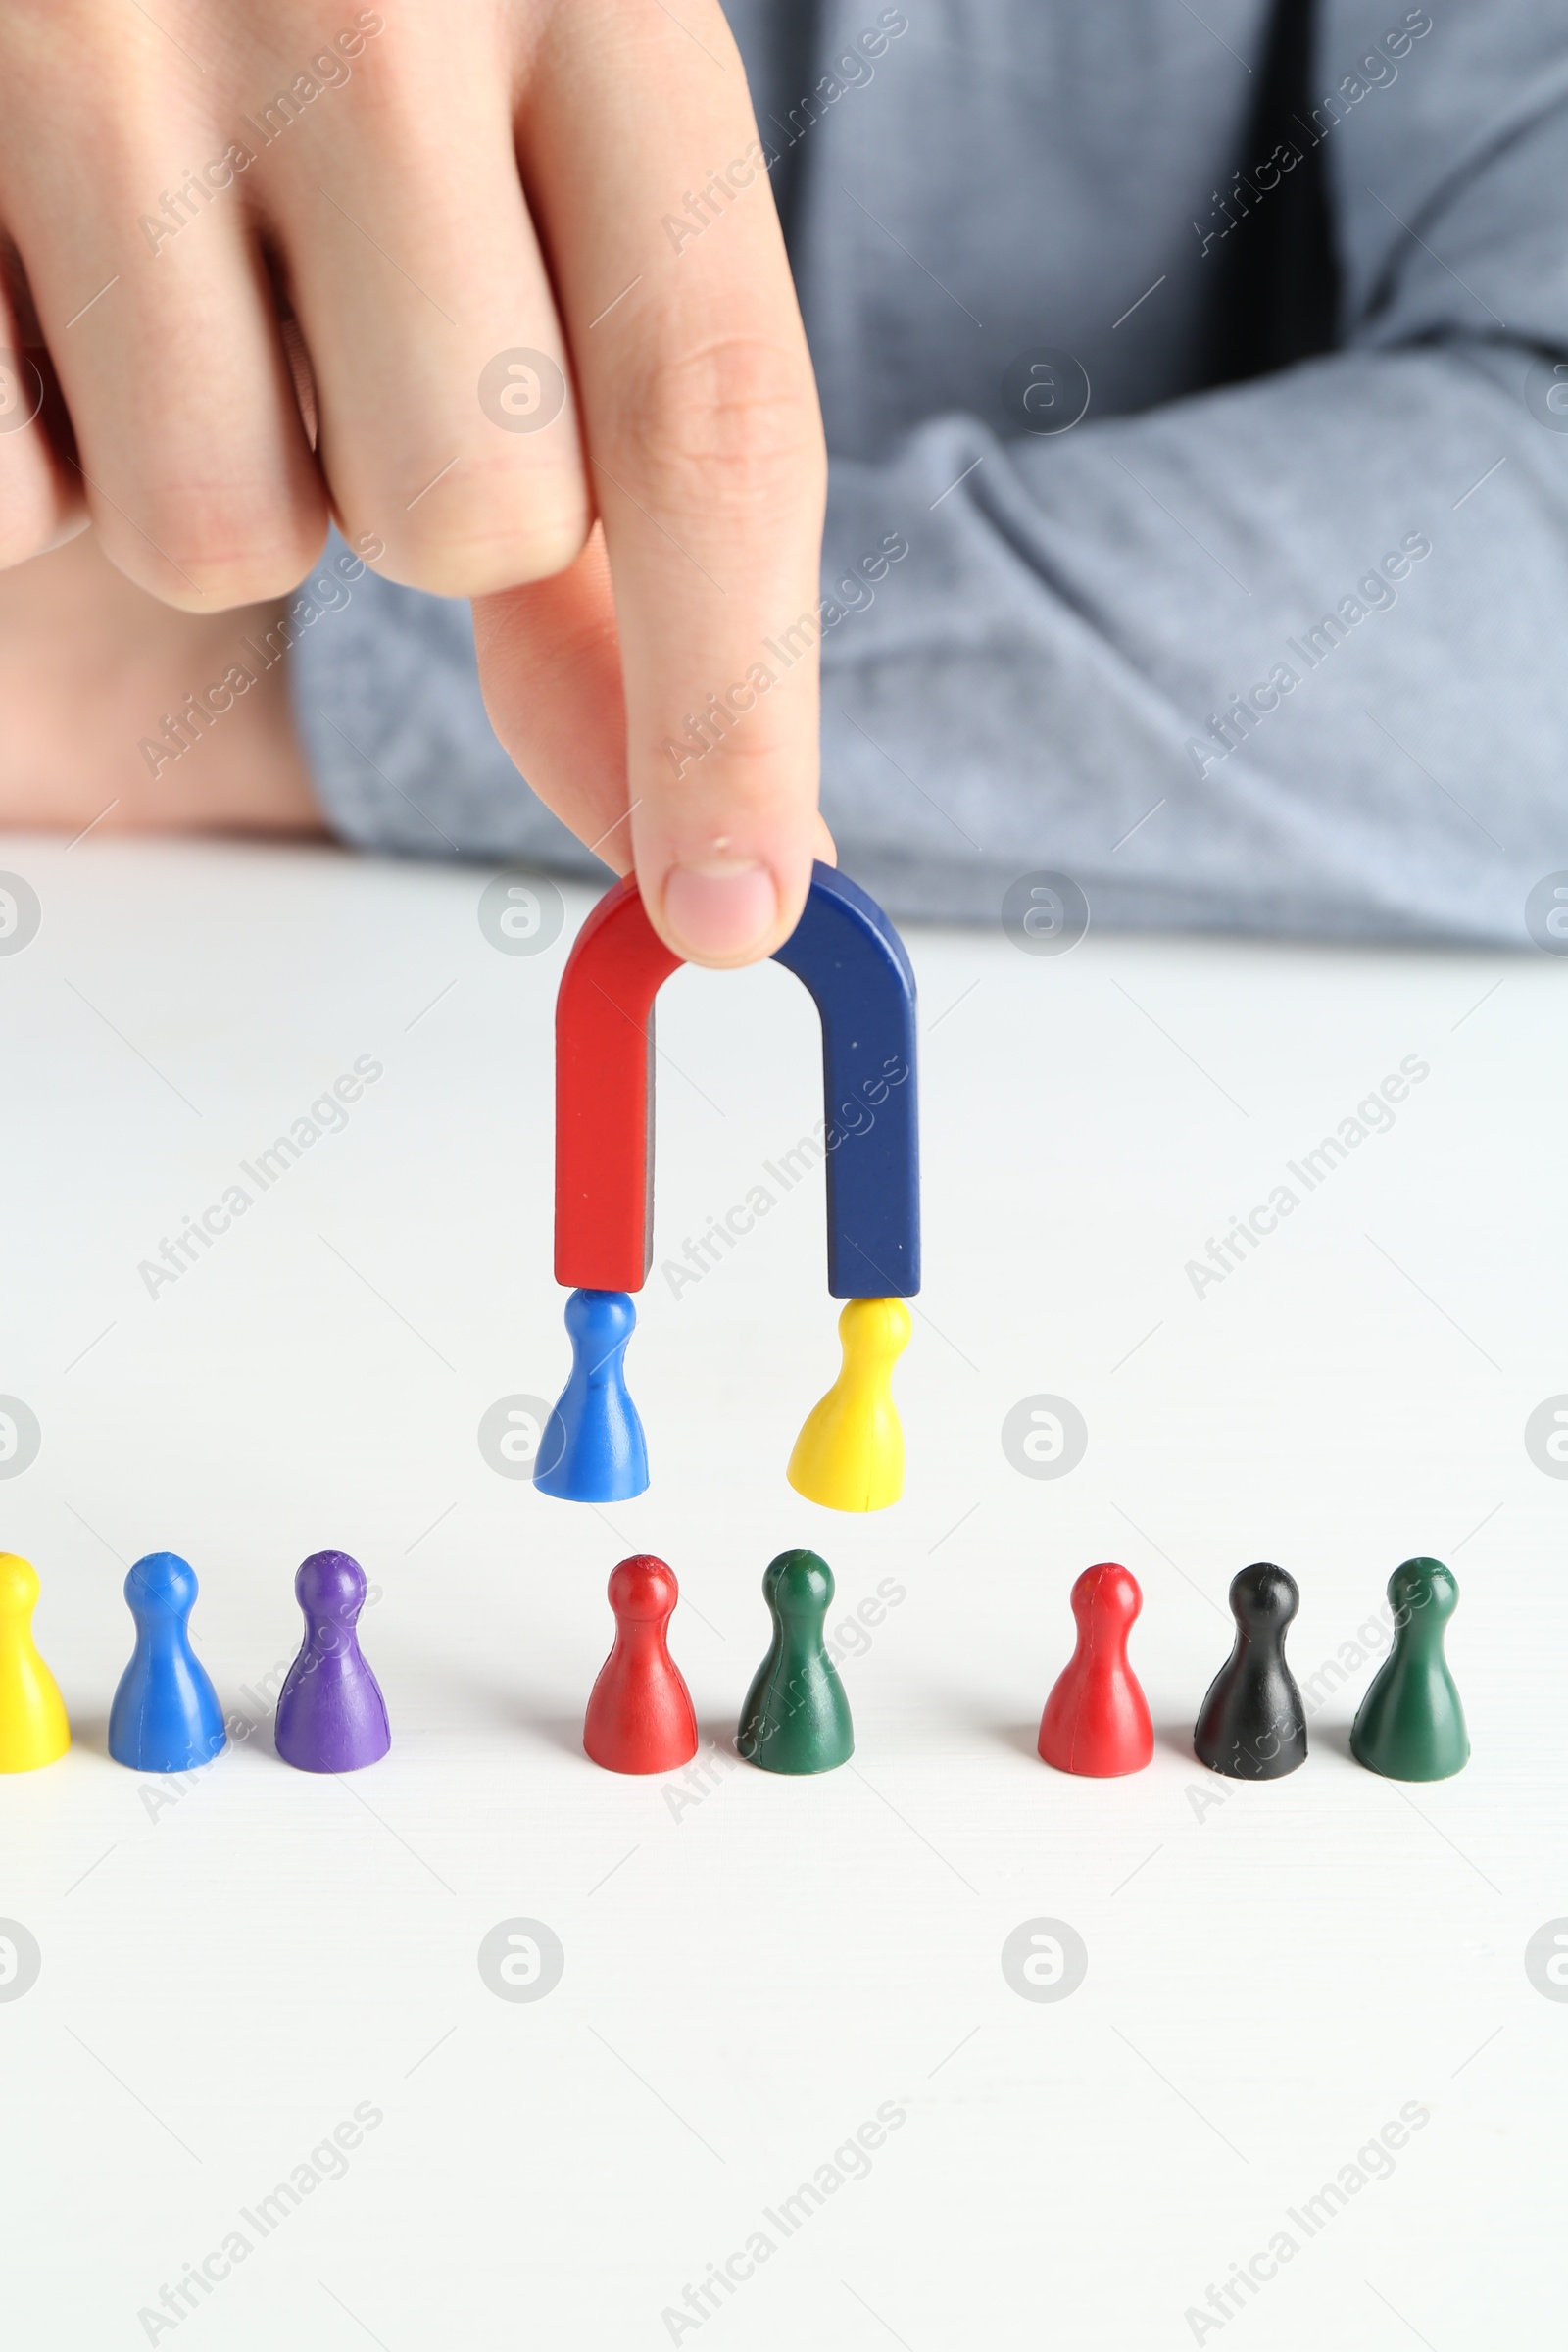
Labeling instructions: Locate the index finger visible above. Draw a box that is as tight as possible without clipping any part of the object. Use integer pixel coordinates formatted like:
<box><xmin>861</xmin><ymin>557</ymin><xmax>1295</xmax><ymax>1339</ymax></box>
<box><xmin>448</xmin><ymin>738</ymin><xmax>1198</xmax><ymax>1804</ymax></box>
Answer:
<box><xmin>519</xmin><ymin>0</ymin><xmax>826</xmax><ymax>967</ymax></box>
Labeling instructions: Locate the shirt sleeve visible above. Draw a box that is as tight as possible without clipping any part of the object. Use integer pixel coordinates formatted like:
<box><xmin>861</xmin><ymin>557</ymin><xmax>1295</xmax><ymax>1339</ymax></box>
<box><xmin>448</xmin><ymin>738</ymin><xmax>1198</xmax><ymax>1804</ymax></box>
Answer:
<box><xmin>813</xmin><ymin>2</ymin><xmax>1568</xmax><ymax>943</ymax></box>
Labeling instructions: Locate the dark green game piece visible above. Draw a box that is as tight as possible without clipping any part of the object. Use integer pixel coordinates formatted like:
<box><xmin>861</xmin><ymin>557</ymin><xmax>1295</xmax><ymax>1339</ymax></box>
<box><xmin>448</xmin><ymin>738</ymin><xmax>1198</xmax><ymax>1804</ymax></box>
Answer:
<box><xmin>1351</xmin><ymin>1558</ymin><xmax>1469</xmax><ymax>1782</ymax></box>
<box><xmin>736</xmin><ymin>1549</ymin><xmax>854</xmax><ymax>1774</ymax></box>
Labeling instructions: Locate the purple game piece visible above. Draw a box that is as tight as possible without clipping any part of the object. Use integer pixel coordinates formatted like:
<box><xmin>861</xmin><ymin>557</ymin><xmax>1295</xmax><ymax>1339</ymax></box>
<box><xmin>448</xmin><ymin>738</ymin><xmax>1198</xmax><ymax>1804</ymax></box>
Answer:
<box><xmin>274</xmin><ymin>1551</ymin><xmax>390</xmax><ymax>1773</ymax></box>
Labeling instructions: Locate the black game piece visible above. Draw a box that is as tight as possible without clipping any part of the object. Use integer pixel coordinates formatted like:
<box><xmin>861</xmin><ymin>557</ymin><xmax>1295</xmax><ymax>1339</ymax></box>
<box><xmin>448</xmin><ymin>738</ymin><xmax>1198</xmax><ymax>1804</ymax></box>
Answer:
<box><xmin>1194</xmin><ymin>1563</ymin><xmax>1307</xmax><ymax>1780</ymax></box>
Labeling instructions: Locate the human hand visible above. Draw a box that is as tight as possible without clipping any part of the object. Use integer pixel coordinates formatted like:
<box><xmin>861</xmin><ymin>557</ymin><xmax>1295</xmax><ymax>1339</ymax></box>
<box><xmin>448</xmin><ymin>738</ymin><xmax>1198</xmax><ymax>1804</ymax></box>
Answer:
<box><xmin>0</xmin><ymin>0</ymin><xmax>827</xmax><ymax>961</ymax></box>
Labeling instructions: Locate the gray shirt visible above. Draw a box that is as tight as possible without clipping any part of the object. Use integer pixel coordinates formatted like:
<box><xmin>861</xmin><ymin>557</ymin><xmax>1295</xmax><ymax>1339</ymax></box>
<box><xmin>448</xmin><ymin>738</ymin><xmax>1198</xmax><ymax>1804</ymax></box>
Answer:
<box><xmin>294</xmin><ymin>0</ymin><xmax>1568</xmax><ymax>942</ymax></box>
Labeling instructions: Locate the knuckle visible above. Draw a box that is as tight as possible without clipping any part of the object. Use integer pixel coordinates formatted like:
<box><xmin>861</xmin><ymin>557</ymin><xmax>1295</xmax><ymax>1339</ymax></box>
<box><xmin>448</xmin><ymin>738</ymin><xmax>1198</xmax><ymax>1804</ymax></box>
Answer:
<box><xmin>0</xmin><ymin>398</ymin><xmax>72</xmax><ymax>570</ymax></box>
<box><xmin>386</xmin><ymin>537</ymin><xmax>570</xmax><ymax>597</ymax></box>
<box><xmin>385</xmin><ymin>487</ymin><xmax>592</xmax><ymax>597</ymax></box>
<box><xmin>90</xmin><ymin>474</ymin><xmax>327</xmax><ymax>607</ymax></box>
<box><xmin>117</xmin><ymin>550</ymin><xmax>323</xmax><ymax>614</ymax></box>
<box><xmin>624</xmin><ymin>336</ymin><xmax>824</xmax><ymax>516</ymax></box>
<box><xmin>0</xmin><ymin>495</ymin><xmax>67</xmax><ymax>572</ymax></box>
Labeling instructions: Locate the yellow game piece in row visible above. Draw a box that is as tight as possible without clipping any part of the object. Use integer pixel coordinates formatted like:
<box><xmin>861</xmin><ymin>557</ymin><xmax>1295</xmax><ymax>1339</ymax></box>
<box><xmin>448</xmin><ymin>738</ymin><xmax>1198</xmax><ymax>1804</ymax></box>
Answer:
<box><xmin>0</xmin><ymin>1552</ymin><xmax>71</xmax><ymax>1772</ymax></box>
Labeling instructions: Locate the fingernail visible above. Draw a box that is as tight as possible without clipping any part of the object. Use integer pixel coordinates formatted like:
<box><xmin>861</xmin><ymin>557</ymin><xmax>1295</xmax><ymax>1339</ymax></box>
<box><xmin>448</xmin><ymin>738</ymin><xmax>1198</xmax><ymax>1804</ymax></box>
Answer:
<box><xmin>662</xmin><ymin>859</ymin><xmax>778</xmax><ymax>961</ymax></box>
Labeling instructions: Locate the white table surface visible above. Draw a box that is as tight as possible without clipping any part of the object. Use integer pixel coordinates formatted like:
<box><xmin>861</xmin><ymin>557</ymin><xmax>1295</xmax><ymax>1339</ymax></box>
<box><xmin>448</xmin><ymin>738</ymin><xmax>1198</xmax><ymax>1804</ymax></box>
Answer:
<box><xmin>0</xmin><ymin>834</ymin><xmax>1559</xmax><ymax>2349</ymax></box>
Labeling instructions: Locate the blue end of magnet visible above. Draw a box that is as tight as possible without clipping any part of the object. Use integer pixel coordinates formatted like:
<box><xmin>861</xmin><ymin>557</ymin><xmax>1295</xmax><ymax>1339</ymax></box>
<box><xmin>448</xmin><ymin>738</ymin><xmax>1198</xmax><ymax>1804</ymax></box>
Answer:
<box><xmin>772</xmin><ymin>863</ymin><xmax>920</xmax><ymax>1298</ymax></box>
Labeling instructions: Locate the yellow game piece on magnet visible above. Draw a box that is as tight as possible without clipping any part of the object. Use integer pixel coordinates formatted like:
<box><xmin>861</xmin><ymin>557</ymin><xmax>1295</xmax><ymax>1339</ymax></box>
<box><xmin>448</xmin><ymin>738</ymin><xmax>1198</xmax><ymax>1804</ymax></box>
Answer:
<box><xmin>787</xmin><ymin>1298</ymin><xmax>911</xmax><ymax>1512</ymax></box>
<box><xmin>0</xmin><ymin>1553</ymin><xmax>71</xmax><ymax>1772</ymax></box>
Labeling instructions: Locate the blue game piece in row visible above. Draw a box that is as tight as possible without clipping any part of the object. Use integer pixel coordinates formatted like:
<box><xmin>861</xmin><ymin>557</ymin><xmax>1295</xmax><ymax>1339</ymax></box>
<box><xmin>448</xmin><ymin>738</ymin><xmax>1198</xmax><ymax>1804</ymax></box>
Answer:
<box><xmin>108</xmin><ymin>1552</ymin><xmax>227</xmax><ymax>1774</ymax></box>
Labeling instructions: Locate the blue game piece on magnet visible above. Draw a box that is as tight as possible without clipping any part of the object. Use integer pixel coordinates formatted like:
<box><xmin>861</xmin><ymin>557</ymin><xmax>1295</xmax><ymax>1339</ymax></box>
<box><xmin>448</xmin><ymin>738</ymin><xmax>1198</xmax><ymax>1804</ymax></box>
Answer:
<box><xmin>534</xmin><ymin>1289</ymin><xmax>650</xmax><ymax>1502</ymax></box>
<box><xmin>108</xmin><ymin>1552</ymin><xmax>227</xmax><ymax>1774</ymax></box>
<box><xmin>772</xmin><ymin>862</ymin><xmax>921</xmax><ymax>1298</ymax></box>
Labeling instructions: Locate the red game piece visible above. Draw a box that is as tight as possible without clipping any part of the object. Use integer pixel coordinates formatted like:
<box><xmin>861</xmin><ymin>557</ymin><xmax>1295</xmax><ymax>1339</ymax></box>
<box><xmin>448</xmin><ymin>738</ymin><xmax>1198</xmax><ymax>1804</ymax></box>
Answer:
<box><xmin>1038</xmin><ymin>1562</ymin><xmax>1153</xmax><ymax>1777</ymax></box>
<box><xmin>584</xmin><ymin>1555</ymin><xmax>700</xmax><ymax>1774</ymax></box>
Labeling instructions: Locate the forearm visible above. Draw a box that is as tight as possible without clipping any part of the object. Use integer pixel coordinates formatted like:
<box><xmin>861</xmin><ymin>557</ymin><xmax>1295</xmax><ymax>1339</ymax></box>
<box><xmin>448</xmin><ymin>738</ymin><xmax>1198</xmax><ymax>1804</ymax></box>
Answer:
<box><xmin>814</xmin><ymin>340</ymin><xmax>1568</xmax><ymax>941</ymax></box>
